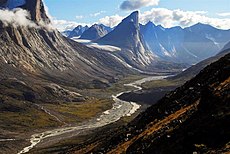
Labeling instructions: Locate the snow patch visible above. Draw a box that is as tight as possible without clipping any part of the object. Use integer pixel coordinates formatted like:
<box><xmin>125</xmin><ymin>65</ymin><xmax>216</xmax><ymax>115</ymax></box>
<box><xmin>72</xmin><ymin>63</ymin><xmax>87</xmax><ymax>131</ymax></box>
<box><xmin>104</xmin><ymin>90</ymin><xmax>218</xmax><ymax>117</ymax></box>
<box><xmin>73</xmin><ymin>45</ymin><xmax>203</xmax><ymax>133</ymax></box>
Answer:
<box><xmin>72</xmin><ymin>38</ymin><xmax>121</xmax><ymax>52</ymax></box>
<box><xmin>87</xmin><ymin>43</ymin><xmax>121</xmax><ymax>52</ymax></box>
<box><xmin>206</xmin><ymin>35</ymin><xmax>221</xmax><ymax>49</ymax></box>
<box><xmin>159</xmin><ymin>44</ymin><xmax>171</xmax><ymax>57</ymax></box>
<box><xmin>72</xmin><ymin>38</ymin><xmax>91</xmax><ymax>44</ymax></box>
<box><xmin>183</xmin><ymin>47</ymin><xmax>198</xmax><ymax>58</ymax></box>
<box><xmin>103</xmin><ymin>110</ymin><xmax>110</xmax><ymax>115</ymax></box>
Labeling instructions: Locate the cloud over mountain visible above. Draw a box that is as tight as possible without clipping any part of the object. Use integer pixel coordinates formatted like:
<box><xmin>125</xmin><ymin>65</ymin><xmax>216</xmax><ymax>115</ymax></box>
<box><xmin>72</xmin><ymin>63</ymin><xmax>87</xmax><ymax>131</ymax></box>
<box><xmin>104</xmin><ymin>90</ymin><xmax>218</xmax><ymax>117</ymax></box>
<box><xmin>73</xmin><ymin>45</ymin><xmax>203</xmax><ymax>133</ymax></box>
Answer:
<box><xmin>217</xmin><ymin>12</ymin><xmax>230</xmax><ymax>17</ymax></box>
<box><xmin>52</xmin><ymin>19</ymin><xmax>88</xmax><ymax>31</ymax></box>
<box><xmin>139</xmin><ymin>8</ymin><xmax>230</xmax><ymax>29</ymax></box>
<box><xmin>96</xmin><ymin>8</ymin><xmax>230</xmax><ymax>30</ymax></box>
<box><xmin>0</xmin><ymin>8</ymin><xmax>37</xmax><ymax>27</ymax></box>
<box><xmin>120</xmin><ymin>0</ymin><xmax>159</xmax><ymax>10</ymax></box>
<box><xmin>99</xmin><ymin>14</ymin><xmax>123</xmax><ymax>27</ymax></box>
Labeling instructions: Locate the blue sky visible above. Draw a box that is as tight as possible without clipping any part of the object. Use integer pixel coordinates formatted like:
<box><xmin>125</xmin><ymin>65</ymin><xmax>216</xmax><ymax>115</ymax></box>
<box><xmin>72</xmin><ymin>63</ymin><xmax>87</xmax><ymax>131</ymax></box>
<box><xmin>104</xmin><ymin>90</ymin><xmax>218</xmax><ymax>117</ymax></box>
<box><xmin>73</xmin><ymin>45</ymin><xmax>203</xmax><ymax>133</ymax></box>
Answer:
<box><xmin>44</xmin><ymin>0</ymin><xmax>230</xmax><ymax>31</ymax></box>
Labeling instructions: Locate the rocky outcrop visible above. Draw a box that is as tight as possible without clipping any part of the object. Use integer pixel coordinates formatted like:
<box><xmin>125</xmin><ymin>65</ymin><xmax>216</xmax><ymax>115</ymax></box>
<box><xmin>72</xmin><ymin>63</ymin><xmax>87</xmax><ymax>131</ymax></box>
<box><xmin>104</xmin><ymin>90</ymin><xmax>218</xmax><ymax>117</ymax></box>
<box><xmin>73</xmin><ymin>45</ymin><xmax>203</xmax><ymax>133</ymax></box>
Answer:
<box><xmin>24</xmin><ymin>0</ymin><xmax>50</xmax><ymax>24</ymax></box>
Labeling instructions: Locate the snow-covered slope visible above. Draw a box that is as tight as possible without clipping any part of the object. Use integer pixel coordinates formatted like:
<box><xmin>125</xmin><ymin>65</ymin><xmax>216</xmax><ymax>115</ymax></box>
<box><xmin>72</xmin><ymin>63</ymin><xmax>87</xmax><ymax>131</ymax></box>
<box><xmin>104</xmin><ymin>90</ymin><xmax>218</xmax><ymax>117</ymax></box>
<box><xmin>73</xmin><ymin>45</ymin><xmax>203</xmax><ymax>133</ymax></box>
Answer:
<box><xmin>73</xmin><ymin>38</ymin><xmax>121</xmax><ymax>52</ymax></box>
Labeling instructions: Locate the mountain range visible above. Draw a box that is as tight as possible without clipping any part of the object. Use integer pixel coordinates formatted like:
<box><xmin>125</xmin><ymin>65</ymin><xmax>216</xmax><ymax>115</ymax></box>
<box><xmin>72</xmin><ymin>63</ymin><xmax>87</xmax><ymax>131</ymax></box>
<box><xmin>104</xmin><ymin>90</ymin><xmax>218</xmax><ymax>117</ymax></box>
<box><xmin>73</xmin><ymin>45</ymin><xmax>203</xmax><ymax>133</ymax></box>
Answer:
<box><xmin>63</xmin><ymin>25</ymin><xmax>89</xmax><ymax>38</ymax></box>
<box><xmin>67</xmin><ymin>11</ymin><xmax>184</xmax><ymax>72</ymax></box>
<box><xmin>141</xmin><ymin>22</ymin><xmax>230</xmax><ymax>64</ymax></box>
<box><xmin>66</xmin><ymin>14</ymin><xmax>230</xmax><ymax>65</ymax></box>
<box><xmin>64</xmin><ymin>11</ymin><xmax>154</xmax><ymax>68</ymax></box>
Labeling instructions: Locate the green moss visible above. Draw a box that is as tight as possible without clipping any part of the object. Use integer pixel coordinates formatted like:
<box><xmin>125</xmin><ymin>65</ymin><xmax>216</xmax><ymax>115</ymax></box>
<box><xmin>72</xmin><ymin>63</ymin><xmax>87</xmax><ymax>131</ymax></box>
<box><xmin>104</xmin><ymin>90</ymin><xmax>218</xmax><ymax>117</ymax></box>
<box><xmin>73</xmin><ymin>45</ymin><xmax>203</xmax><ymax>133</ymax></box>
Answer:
<box><xmin>142</xmin><ymin>79</ymin><xmax>184</xmax><ymax>90</ymax></box>
<box><xmin>43</xmin><ymin>98</ymin><xmax>112</xmax><ymax>123</ymax></box>
<box><xmin>0</xmin><ymin>99</ymin><xmax>60</xmax><ymax>133</ymax></box>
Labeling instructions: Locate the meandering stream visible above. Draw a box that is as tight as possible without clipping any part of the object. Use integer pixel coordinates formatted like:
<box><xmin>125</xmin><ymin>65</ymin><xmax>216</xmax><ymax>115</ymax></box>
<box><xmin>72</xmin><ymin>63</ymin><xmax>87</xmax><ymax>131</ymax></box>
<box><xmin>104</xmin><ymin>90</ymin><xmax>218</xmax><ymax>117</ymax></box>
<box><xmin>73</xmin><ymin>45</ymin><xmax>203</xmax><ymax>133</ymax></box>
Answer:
<box><xmin>18</xmin><ymin>75</ymin><xmax>169</xmax><ymax>154</ymax></box>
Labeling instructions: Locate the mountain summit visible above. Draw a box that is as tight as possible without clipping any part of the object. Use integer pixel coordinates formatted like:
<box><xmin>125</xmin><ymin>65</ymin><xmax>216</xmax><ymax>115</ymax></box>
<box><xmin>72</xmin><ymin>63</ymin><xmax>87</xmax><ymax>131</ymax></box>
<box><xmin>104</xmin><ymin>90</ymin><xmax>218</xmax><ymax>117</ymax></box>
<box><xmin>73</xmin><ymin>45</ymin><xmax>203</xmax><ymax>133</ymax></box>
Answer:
<box><xmin>0</xmin><ymin>0</ymin><xmax>50</xmax><ymax>24</ymax></box>
<box><xmin>65</xmin><ymin>25</ymin><xmax>89</xmax><ymax>38</ymax></box>
<box><xmin>97</xmin><ymin>11</ymin><xmax>155</xmax><ymax>67</ymax></box>
<box><xmin>97</xmin><ymin>11</ymin><xmax>141</xmax><ymax>48</ymax></box>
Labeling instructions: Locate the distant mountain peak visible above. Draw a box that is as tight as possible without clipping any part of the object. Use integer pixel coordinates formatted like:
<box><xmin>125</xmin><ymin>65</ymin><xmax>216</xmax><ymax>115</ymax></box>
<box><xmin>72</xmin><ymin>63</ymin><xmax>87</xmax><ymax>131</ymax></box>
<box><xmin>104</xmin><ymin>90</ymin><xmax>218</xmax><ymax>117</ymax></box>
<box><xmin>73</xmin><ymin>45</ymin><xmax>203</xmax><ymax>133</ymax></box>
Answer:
<box><xmin>145</xmin><ymin>21</ymin><xmax>156</xmax><ymax>28</ymax></box>
<box><xmin>74</xmin><ymin>25</ymin><xmax>83</xmax><ymax>30</ymax></box>
<box><xmin>156</xmin><ymin>25</ymin><xmax>165</xmax><ymax>31</ymax></box>
<box><xmin>96</xmin><ymin>11</ymin><xmax>155</xmax><ymax>67</ymax></box>
<box><xmin>91</xmin><ymin>24</ymin><xmax>102</xmax><ymax>29</ymax></box>
<box><xmin>194</xmin><ymin>22</ymin><xmax>208</xmax><ymax>26</ymax></box>
<box><xmin>122</xmin><ymin>11</ymin><xmax>139</xmax><ymax>27</ymax></box>
<box><xmin>97</xmin><ymin>11</ymin><xmax>143</xmax><ymax>48</ymax></box>
<box><xmin>65</xmin><ymin>25</ymin><xmax>89</xmax><ymax>38</ymax></box>
<box><xmin>80</xmin><ymin>24</ymin><xmax>112</xmax><ymax>40</ymax></box>
<box><xmin>189</xmin><ymin>22</ymin><xmax>216</xmax><ymax>30</ymax></box>
<box><xmin>129</xmin><ymin>11</ymin><xmax>139</xmax><ymax>18</ymax></box>
<box><xmin>74</xmin><ymin>25</ymin><xmax>89</xmax><ymax>31</ymax></box>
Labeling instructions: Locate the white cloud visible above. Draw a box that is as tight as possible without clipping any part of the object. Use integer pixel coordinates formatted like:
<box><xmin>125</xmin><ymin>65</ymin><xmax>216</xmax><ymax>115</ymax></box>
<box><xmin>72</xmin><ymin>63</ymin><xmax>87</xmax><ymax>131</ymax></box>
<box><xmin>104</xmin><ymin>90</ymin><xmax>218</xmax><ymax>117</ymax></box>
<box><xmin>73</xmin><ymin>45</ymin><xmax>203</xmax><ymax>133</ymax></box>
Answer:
<box><xmin>76</xmin><ymin>15</ymin><xmax>84</xmax><ymax>19</ymax></box>
<box><xmin>98</xmin><ymin>14</ymin><xmax>123</xmax><ymax>27</ymax></box>
<box><xmin>52</xmin><ymin>8</ymin><xmax>230</xmax><ymax>31</ymax></box>
<box><xmin>139</xmin><ymin>8</ymin><xmax>230</xmax><ymax>29</ymax></box>
<box><xmin>0</xmin><ymin>8</ymin><xmax>37</xmax><ymax>28</ymax></box>
<box><xmin>217</xmin><ymin>12</ymin><xmax>230</xmax><ymax>17</ymax></box>
<box><xmin>52</xmin><ymin>19</ymin><xmax>88</xmax><ymax>31</ymax></box>
<box><xmin>90</xmin><ymin>11</ymin><xmax>106</xmax><ymax>17</ymax></box>
<box><xmin>120</xmin><ymin>0</ymin><xmax>159</xmax><ymax>10</ymax></box>
<box><xmin>53</xmin><ymin>11</ymin><xmax>107</xmax><ymax>31</ymax></box>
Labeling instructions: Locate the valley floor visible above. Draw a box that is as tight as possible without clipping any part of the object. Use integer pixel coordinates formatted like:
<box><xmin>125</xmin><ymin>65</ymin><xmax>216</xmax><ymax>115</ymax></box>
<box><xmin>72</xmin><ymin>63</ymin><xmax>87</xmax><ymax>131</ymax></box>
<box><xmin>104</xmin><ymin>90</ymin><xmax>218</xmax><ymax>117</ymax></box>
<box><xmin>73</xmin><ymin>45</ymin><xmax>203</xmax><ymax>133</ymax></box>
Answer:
<box><xmin>0</xmin><ymin>74</ymin><xmax>176</xmax><ymax>154</ymax></box>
